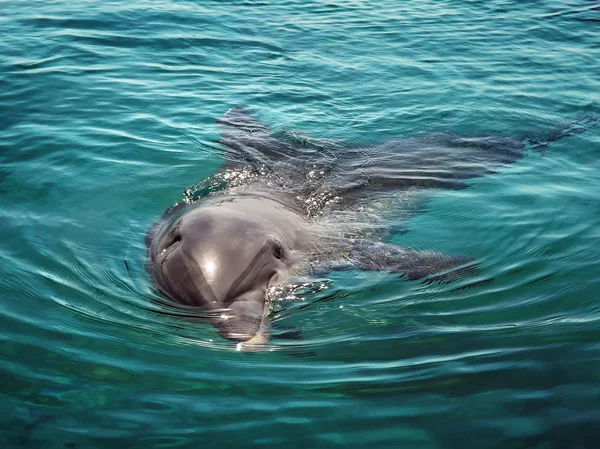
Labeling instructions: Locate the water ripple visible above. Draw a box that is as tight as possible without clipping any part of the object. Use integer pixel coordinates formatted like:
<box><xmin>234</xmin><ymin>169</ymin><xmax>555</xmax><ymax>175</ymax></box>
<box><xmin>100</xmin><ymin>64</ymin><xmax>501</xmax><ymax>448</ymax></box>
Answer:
<box><xmin>2</xmin><ymin>0</ymin><xmax>600</xmax><ymax>447</ymax></box>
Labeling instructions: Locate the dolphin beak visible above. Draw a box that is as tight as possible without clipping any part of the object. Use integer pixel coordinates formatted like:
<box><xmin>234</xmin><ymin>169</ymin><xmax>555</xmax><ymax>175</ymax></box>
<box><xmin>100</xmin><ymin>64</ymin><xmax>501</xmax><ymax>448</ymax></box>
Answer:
<box><xmin>217</xmin><ymin>288</ymin><xmax>270</xmax><ymax>344</ymax></box>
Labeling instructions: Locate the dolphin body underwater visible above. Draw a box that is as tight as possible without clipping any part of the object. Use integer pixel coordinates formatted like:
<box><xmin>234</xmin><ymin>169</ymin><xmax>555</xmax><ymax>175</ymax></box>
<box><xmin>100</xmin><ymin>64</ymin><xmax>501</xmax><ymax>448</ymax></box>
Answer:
<box><xmin>147</xmin><ymin>107</ymin><xmax>596</xmax><ymax>349</ymax></box>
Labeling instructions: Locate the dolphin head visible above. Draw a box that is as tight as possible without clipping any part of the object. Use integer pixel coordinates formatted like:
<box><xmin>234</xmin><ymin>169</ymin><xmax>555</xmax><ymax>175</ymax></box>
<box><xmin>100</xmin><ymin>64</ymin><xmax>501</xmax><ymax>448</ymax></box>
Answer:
<box><xmin>150</xmin><ymin>205</ymin><xmax>295</xmax><ymax>342</ymax></box>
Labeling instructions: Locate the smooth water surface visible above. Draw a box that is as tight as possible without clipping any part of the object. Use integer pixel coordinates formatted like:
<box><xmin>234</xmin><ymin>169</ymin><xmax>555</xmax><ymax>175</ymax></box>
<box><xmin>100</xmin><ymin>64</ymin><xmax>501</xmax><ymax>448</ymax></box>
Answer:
<box><xmin>1</xmin><ymin>1</ymin><xmax>600</xmax><ymax>448</ymax></box>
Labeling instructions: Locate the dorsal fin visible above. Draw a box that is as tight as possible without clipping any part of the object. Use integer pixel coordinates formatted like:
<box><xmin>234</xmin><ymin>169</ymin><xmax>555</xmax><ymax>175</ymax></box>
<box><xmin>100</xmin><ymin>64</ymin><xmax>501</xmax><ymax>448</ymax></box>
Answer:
<box><xmin>216</xmin><ymin>105</ymin><xmax>270</xmax><ymax>134</ymax></box>
<box><xmin>216</xmin><ymin>106</ymin><xmax>309</xmax><ymax>167</ymax></box>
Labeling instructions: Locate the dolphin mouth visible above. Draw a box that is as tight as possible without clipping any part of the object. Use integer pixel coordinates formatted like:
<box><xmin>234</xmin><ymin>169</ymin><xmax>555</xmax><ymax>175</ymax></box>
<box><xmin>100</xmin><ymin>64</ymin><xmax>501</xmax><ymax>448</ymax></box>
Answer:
<box><xmin>218</xmin><ymin>314</ymin><xmax>264</xmax><ymax>341</ymax></box>
<box><xmin>217</xmin><ymin>271</ymin><xmax>282</xmax><ymax>347</ymax></box>
<box><xmin>217</xmin><ymin>287</ymin><xmax>271</xmax><ymax>344</ymax></box>
<box><xmin>231</xmin><ymin>281</ymin><xmax>279</xmax><ymax>351</ymax></box>
<box><xmin>218</xmin><ymin>315</ymin><xmax>270</xmax><ymax>348</ymax></box>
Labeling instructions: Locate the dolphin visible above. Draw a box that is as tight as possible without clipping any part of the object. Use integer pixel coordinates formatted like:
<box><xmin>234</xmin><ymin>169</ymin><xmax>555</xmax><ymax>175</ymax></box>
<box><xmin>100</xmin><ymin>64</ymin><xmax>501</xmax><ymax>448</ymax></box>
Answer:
<box><xmin>147</xmin><ymin>107</ymin><xmax>597</xmax><ymax>349</ymax></box>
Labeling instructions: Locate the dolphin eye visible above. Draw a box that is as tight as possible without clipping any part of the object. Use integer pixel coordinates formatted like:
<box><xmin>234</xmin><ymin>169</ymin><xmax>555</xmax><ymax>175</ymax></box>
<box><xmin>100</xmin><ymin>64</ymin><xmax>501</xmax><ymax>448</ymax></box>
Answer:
<box><xmin>273</xmin><ymin>241</ymin><xmax>285</xmax><ymax>260</ymax></box>
<box><xmin>160</xmin><ymin>223</ymin><xmax>182</xmax><ymax>252</ymax></box>
<box><xmin>168</xmin><ymin>233</ymin><xmax>182</xmax><ymax>247</ymax></box>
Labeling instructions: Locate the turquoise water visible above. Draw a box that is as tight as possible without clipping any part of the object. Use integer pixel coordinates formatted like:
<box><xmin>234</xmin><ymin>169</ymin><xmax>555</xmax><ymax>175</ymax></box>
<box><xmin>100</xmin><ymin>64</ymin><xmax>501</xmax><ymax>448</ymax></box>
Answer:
<box><xmin>2</xmin><ymin>0</ymin><xmax>600</xmax><ymax>447</ymax></box>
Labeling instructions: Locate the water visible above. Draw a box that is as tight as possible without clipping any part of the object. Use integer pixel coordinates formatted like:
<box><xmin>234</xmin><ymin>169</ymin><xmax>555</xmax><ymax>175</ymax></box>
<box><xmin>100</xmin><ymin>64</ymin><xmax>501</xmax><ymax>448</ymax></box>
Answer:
<box><xmin>1</xmin><ymin>0</ymin><xmax>600</xmax><ymax>447</ymax></box>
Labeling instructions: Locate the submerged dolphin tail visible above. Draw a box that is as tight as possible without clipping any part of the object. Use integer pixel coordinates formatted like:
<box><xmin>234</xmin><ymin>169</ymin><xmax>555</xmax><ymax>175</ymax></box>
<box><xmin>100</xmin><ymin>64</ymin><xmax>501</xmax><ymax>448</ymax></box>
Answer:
<box><xmin>524</xmin><ymin>114</ymin><xmax>599</xmax><ymax>153</ymax></box>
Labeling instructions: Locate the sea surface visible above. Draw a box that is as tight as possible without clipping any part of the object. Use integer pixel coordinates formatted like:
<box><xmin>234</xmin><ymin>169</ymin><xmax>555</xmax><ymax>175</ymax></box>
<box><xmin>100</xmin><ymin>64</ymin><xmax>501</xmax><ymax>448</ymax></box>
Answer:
<box><xmin>1</xmin><ymin>1</ymin><xmax>600</xmax><ymax>448</ymax></box>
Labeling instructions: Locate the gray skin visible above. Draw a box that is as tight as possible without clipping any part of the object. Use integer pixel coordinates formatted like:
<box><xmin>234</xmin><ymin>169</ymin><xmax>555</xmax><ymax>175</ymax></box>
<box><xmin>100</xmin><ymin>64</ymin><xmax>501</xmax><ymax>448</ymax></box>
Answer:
<box><xmin>148</xmin><ymin>191</ymin><xmax>473</xmax><ymax>347</ymax></box>
<box><xmin>149</xmin><ymin>193</ymin><xmax>316</xmax><ymax>346</ymax></box>
<box><xmin>148</xmin><ymin>108</ymin><xmax>596</xmax><ymax>348</ymax></box>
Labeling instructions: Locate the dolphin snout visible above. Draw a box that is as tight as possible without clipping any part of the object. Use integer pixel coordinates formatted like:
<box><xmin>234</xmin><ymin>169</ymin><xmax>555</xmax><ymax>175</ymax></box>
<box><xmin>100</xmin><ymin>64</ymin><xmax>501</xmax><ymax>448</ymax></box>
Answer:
<box><xmin>219</xmin><ymin>318</ymin><xmax>262</xmax><ymax>342</ymax></box>
<box><xmin>217</xmin><ymin>289</ymin><xmax>269</xmax><ymax>343</ymax></box>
